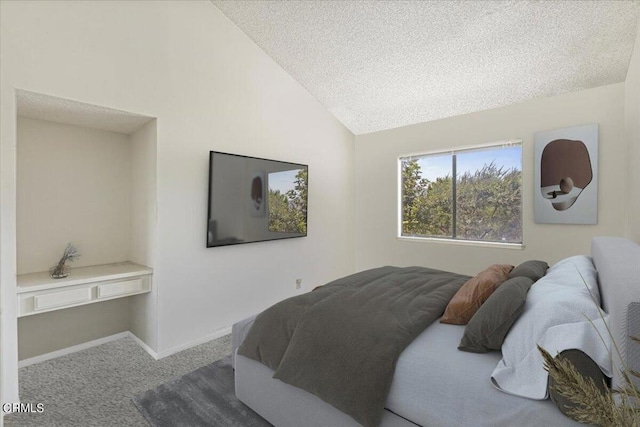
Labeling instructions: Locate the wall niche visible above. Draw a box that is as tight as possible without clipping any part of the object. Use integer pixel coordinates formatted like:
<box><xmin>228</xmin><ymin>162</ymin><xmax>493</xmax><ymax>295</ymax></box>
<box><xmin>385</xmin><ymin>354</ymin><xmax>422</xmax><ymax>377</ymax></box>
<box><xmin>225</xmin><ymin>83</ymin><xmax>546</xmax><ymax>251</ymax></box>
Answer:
<box><xmin>15</xmin><ymin>90</ymin><xmax>158</xmax><ymax>362</ymax></box>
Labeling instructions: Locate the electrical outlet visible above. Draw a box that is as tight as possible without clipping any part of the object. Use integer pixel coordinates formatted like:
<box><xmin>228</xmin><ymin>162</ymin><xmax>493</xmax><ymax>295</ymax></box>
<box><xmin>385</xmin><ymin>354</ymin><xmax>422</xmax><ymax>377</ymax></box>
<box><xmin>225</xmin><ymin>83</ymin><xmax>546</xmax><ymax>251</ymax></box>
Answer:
<box><xmin>295</xmin><ymin>278</ymin><xmax>302</xmax><ymax>289</ymax></box>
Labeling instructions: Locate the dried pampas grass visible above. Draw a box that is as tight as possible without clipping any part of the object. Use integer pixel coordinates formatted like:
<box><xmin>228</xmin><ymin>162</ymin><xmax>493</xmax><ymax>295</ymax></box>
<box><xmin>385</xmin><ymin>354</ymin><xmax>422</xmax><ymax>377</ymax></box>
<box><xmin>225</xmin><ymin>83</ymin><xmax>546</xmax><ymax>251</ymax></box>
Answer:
<box><xmin>539</xmin><ymin>344</ymin><xmax>639</xmax><ymax>426</ymax></box>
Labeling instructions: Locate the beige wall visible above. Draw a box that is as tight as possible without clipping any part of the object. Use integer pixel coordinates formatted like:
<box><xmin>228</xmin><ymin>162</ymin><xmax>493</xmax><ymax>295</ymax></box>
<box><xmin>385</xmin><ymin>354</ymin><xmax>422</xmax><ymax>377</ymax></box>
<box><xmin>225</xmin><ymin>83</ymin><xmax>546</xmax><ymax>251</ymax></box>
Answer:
<box><xmin>129</xmin><ymin>120</ymin><xmax>158</xmax><ymax>270</ymax></box>
<box><xmin>1</xmin><ymin>0</ymin><xmax>355</xmax><ymax>402</ymax></box>
<box><xmin>355</xmin><ymin>84</ymin><xmax>627</xmax><ymax>275</ymax></box>
<box><xmin>128</xmin><ymin>120</ymin><xmax>158</xmax><ymax>350</ymax></box>
<box><xmin>17</xmin><ymin>299</ymin><xmax>130</xmax><ymax>361</ymax></box>
<box><xmin>17</xmin><ymin>118</ymin><xmax>132</xmax><ymax>274</ymax></box>
<box><xmin>625</xmin><ymin>21</ymin><xmax>640</xmax><ymax>242</ymax></box>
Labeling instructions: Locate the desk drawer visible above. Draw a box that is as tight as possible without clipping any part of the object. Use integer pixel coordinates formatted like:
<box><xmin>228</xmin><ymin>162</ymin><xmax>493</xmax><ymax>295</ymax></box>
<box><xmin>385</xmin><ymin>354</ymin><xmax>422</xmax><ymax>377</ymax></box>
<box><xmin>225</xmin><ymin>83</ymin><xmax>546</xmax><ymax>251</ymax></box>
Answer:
<box><xmin>34</xmin><ymin>287</ymin><xmax>92</xmax><ymax>311</ymax></box>
<box><xmin>97</xmin><ymin>278</ymin><xmax>143</xmax><ymax>299</ymax></box>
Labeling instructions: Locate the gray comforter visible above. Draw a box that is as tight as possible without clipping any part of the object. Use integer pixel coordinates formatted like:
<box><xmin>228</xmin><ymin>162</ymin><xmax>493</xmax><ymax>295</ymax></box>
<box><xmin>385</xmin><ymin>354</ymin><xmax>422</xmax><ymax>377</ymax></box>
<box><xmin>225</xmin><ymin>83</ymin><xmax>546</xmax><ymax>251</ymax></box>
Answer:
<box><xmin>238</xmin><ymin>266</ymin><xmax>470</xmax><ymax>427</ymax></box>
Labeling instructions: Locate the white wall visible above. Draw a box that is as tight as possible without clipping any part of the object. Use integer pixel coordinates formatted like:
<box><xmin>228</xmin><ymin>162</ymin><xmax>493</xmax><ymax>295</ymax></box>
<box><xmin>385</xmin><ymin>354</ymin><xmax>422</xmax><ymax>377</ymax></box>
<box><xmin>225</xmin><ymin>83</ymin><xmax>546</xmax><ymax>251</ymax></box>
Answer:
<box><xmin>16</xmin><ymin>117</ymin><xmax>132</xmax><ymax>274</ymax></box>
<box><xmin>0</xmin><ymin>0</ymin><xmax>355</xmax><ymax>402</ymax></box>
<box><xmin>355</xmin><ymin>84</ymin><xmax>627</xmax><ymax>275</ymax></box>
<box><xmin>625</xmin><ymin>21</ymin><xmax>640</xmax><ymax>243</ymax></box>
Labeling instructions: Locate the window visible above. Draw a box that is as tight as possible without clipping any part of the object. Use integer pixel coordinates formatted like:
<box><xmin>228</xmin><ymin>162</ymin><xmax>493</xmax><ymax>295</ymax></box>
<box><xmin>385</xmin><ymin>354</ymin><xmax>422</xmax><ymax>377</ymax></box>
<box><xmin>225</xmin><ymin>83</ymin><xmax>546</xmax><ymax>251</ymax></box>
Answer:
<box><xmin>399</xmin><ymin>141</ymin><xmax>522</xmax><ymax>244</ymax></box>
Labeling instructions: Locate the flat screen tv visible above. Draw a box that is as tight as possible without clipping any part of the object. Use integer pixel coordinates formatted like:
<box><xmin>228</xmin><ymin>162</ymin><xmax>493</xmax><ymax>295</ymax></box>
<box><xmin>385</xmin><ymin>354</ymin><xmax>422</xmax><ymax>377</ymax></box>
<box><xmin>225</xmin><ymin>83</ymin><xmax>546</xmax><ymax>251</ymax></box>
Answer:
<box><xmin>207</xmin><ymin>151</ymin><xmax>308</xmax><ymax>247</ymax></box>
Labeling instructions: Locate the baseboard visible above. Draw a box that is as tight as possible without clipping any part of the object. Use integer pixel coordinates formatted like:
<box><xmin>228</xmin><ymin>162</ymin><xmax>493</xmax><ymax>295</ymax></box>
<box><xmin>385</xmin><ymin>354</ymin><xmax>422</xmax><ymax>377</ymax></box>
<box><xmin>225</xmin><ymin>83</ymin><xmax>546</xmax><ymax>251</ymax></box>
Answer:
<box><xmin>16</xmin><ymin>327</ymin><xmax>232</xmax><ymax>368</ymax></box>
<box><xmin>127</xmin><ymin>331</ymin><xmax>160</xmax><ymax>360</ymax></box>
<box><xmin>155</xmin><ymin>326</ymin><xmax>232</xmax><ymax>359</ymax></box>
<box><xmin>18</xmin><ymin>332</ymin><xmax>130</xmax><ymax>368</ymax></box>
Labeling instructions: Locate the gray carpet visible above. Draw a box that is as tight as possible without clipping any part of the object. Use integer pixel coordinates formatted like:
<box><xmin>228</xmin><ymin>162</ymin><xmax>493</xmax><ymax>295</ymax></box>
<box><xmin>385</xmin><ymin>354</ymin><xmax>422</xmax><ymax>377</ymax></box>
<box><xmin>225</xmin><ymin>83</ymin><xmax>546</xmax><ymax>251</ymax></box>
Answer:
<box><xmin>133</xmin><ymin>356</ymin><xmax>271</xmax><ymax>427</ymax></box>
<box><xmin>5</xmin><ymin>335</ymin><xmax>233</xmax><ymax>426</ymax></box>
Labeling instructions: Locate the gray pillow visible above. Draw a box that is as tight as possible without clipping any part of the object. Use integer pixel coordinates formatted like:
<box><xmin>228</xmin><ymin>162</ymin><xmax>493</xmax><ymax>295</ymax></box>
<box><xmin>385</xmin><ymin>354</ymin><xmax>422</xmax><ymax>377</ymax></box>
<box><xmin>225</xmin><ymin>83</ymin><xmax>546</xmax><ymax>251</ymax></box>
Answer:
<box><xmin>549</xmin><ymin>349</ymin><xmax>608</xmax><ymax>420</ymax></box>
<box><xmin>509</xmin><ymin>260</ymin><xmax>548</xmax><ymax>282</ymax></box>
<box><xmin>458</xmin><ymin>276</ymin><xmax>534</xmax><ymax>353</ymax></box>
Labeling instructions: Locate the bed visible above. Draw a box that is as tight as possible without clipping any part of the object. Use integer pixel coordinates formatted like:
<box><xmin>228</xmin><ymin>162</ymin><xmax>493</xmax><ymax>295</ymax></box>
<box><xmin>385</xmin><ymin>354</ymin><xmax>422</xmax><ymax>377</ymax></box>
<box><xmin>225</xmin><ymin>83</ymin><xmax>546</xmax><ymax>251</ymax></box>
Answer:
<box><xmin>232</xmin><ymin>237</ymin><xmax>640</xmax><ymax>427</ymax></box>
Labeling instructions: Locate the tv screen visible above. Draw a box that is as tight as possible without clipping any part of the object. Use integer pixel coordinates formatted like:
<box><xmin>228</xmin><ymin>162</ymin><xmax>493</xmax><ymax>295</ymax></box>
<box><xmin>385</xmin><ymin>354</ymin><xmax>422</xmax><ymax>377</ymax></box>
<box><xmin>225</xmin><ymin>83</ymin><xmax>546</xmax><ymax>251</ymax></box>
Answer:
<box><xmin>207</xmin><ymin>151</ymin><xmax>308</xmax><ymax>247</ymax></box>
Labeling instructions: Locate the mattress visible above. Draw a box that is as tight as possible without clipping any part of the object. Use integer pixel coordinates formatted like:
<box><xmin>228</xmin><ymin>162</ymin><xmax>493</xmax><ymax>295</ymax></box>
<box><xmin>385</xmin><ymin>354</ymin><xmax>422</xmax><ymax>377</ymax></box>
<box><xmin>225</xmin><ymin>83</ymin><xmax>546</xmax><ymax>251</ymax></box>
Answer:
<box><xmin>387</xmin><ymin>320</ymin><xmax>581</xmax><ymax>427</ymax></box>
<box><xmin>233</xmin><ymin>315</ymin><xmax>582</xmax><ymax>426</ymax></box>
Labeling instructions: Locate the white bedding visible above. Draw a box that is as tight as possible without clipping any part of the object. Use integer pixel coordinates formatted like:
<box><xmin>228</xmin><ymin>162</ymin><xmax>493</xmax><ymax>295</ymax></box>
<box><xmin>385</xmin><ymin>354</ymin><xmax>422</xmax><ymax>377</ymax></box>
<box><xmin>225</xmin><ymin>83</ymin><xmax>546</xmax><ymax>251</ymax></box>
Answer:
<box><xmin>386</xmin><ymin>321</ymin><xmax>581</xmax><ymax>427</ymax></box>
<box><xmin>491</xmin><ymin>255</ymin><xmax>612</xmax><ymax>399</ymax></box>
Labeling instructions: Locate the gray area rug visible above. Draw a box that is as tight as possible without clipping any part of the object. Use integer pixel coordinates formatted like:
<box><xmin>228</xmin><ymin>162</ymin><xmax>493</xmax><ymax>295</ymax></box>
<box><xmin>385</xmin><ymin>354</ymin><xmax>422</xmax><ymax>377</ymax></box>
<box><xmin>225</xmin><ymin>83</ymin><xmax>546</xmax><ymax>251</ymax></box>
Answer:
<box><xmin>133</xmin><ymin>356</ymin><xmax>271</xmax><ymax>427</ymax></box>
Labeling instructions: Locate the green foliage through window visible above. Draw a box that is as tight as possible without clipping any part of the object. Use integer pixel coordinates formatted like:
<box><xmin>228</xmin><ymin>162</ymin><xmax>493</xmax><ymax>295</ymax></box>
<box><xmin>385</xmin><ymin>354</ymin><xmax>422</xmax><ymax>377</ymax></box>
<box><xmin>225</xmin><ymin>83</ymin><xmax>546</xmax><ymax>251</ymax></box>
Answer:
<box><xmin>400</xmin><ymin>144</ymin><xmax>522</xmax><ymax>243</ymax></box>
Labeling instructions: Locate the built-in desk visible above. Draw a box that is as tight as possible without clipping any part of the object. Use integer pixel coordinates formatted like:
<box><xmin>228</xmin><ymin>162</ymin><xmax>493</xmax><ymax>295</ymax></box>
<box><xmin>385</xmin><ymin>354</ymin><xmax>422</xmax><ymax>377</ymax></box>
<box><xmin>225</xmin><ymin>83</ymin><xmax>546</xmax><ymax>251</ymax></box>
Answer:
<box><xmin>17</xmin><ymin>262</ymin><xmax>152</xmax><ymax>317</ymax></box>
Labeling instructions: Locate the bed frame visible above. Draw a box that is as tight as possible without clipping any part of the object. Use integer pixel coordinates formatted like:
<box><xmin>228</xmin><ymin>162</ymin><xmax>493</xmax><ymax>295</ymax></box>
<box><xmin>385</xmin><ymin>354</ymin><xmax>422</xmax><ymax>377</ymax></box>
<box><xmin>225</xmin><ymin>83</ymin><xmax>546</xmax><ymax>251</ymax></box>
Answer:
<box><xmin>232</xmin><ymin>237</ymin><xmax>639</xmax><ymax>427</ymax></box>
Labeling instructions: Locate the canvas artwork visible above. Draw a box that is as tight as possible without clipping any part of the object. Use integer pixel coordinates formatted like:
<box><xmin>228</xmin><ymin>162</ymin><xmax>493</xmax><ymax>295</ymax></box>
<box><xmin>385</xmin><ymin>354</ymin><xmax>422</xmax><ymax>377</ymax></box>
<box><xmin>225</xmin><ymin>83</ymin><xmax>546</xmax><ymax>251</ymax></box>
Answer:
<box><xmin>534</xmin><ymin>124</ymin><xmax>598</xmax><ymax>224</ymax></box>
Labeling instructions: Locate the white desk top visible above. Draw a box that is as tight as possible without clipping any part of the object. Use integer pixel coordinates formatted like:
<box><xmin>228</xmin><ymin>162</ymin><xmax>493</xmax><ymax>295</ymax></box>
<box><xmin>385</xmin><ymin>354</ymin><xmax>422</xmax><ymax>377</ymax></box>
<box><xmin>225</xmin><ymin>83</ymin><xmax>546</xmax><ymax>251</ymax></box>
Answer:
<box><xmin>17</xmin><ymin>261</ymin><xmax>153</xmax><ymax>294</ymax></box>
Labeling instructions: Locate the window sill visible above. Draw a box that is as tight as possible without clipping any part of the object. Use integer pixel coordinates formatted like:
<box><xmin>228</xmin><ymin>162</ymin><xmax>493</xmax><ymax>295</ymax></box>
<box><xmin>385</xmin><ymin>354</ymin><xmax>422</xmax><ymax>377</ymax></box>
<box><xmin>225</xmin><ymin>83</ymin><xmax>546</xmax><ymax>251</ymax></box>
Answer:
<box><xmin>397</xmin><ymin>236</ymin><xmax>525</xmax><ymax>250</ymax></box>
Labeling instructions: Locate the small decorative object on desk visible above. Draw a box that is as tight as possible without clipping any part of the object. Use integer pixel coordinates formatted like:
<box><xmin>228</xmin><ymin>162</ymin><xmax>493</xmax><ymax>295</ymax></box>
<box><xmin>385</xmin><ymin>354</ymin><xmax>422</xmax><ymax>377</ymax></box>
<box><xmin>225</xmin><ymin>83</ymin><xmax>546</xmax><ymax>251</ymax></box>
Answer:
<box><xmin>49</xmin><ymin>243</ymin><xmax>80</xmax><ymax>279</ymax></box>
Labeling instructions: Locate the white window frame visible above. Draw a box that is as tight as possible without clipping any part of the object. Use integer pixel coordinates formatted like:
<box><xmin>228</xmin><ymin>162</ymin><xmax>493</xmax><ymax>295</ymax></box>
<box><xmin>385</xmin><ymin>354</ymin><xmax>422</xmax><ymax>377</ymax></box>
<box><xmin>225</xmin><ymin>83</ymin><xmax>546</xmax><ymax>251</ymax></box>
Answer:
<box><xmin>397</xmin><ymin>140</ymin><xmax>524</xmax><ymax>249</ymax></box>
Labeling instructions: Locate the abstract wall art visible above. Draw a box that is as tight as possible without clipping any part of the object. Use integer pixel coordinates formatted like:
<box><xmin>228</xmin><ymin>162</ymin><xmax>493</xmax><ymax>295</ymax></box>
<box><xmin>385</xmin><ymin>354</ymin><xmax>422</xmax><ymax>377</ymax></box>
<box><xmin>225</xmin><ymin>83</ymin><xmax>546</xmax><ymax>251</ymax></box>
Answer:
<box><xmin>534</xmin><ymin>124</ymin><xmax>598</xmax><ymax>224</ymax></box>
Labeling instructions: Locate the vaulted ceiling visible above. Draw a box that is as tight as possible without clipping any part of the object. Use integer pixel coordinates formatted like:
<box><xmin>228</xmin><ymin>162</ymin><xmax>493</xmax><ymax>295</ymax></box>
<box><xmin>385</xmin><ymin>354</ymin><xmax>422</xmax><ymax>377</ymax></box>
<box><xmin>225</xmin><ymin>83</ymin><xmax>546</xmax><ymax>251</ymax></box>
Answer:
<box><xmin>212</xmin><ymin>1</ymin><xmax>640</xmax><ymax>135</ymax></box>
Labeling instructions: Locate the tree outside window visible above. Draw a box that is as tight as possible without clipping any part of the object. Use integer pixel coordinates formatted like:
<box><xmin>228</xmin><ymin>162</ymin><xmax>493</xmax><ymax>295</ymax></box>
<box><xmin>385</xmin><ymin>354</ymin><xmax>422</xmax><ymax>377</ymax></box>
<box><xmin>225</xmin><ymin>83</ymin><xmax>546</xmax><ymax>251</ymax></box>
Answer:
<box><xmin>400</xmin><ymin>143</ymin><xmax>522</xmax><ymax>244</ymax></box>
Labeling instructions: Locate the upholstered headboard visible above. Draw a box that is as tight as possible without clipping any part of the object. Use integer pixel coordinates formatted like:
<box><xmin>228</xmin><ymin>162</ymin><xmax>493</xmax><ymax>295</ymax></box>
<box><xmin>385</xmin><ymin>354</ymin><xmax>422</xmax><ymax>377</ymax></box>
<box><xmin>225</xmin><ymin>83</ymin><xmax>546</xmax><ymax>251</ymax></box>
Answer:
<box><xmin>591</xmin><ymin>237</ymin><xmax>640</xmax><ymax>391</ymax></box>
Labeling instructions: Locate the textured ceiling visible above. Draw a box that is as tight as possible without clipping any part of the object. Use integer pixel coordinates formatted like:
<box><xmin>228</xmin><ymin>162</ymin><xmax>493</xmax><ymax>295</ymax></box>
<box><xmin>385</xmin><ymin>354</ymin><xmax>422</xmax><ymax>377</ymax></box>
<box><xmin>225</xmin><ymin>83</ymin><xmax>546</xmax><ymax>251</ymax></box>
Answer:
<box><xmin>17</xmin><ymin>90</ymin><xmax>153</xmax><ymax>135</ymax></box>
<box><xmin>212</xmin><ymin>1</ymin><xmax>640</xmax><ymax>135</ymax></box>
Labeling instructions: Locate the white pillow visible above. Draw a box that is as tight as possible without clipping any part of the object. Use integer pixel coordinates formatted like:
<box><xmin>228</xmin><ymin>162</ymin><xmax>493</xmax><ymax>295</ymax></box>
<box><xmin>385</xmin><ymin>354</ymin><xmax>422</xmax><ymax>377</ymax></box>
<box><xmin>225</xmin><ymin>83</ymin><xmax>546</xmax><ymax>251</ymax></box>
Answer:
<box><xmin>491</xmin><ymin>255</ymin><xmax>612</xmax><ymax>399</ymax></box>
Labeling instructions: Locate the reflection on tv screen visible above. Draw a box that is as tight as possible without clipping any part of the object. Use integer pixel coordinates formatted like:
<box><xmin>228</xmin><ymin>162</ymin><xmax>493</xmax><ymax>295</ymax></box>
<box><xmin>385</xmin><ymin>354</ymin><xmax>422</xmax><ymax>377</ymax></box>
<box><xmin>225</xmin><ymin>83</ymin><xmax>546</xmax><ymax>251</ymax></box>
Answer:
<box><xmin>268</xmin><ymin>169</ymin><xmax>307</xmax><ymax>234</ymax></box>
<box><xmin>207</xmin><ymin>152</ymin><xmax>308</xmax><ymax>247</ymax></box>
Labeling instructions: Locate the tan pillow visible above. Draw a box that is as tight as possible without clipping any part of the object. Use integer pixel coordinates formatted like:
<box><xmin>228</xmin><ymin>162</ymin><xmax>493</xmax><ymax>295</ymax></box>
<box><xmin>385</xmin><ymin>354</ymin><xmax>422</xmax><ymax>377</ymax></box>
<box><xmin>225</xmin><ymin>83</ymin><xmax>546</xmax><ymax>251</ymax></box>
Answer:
<box><xmin>441</xmin><ymin>264</ymin><xmax>514</xmax><ymax>325</ymax></box>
